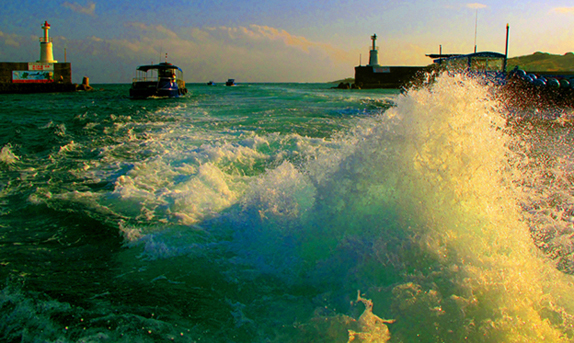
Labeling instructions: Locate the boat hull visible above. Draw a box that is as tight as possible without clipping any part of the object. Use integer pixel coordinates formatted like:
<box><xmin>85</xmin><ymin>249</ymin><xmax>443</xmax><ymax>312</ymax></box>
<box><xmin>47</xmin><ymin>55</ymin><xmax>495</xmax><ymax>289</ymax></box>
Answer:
<box><xmin>129</xmin><ymin>61</ymin><xmax>187</xmax><ymax>99</ymax></box>
<box><xmin>129</xmin><ymin>81</ymin><xmax>184</xmax><ymax>99</ymax></box>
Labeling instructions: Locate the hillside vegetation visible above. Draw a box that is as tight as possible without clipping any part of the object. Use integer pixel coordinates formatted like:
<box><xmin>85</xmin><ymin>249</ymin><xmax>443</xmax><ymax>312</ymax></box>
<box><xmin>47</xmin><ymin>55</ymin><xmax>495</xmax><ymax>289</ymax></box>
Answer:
<box><xmin>507</xmin><ymin>52</ymin><xmax>574</xmax><ymax>72</ymax></box>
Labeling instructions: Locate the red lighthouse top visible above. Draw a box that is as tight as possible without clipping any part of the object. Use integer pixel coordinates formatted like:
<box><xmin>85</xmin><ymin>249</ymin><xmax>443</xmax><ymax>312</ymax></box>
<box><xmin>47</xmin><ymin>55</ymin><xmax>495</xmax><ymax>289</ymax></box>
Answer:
<box><xmin>43</xmin><ymin>21</ymin><xmax>50</xmax><ymax>28</ymax></box>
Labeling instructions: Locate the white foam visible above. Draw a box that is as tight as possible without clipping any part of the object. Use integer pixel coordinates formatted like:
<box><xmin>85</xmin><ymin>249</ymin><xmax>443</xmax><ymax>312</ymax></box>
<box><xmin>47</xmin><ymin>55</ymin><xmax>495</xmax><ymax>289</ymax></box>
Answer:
<box><xmin>0</xmin><ymin>144</ymin><xmax>19</xmax><ymax>165</ymax></box>
<box><xmin>222</xmin><ymin>74</ymin><xmax>574</xmax><ymax>340</ymax></box>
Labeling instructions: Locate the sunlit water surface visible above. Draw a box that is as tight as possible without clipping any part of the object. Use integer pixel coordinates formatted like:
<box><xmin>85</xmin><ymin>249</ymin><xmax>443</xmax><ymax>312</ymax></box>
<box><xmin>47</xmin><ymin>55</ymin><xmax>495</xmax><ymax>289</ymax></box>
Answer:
<box><xmin>2</xmin><ymin>79</ymin><xmax>574</xmax><ymax>342</ymax></box>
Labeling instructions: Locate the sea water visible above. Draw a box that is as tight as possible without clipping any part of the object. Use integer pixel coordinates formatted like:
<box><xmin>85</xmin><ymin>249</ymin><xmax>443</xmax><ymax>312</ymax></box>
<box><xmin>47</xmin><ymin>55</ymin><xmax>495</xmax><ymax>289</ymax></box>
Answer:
<box><xmin>1</xmin><ymin>77</ymin><xmax>574</xmax><ymax>342</ymax></box>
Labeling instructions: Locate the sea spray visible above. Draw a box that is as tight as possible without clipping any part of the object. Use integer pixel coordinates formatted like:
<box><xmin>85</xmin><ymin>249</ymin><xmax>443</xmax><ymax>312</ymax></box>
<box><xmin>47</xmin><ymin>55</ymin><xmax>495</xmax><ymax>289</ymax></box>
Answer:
<box><xmin>282</xmin><ymin>73</ymin><xmax>574</xmax><ymax>341</ymax></box>
<box><xmin>83</xmin><ymin>79</ymin><xmax>574</xmax><ymax>341</ymax></box>
<box><xmin>5</xmin><ymin>83</ymin><xmax>574</xmax><ymax>342</ymax></box>
<box><xmin>0</xmin><ymin>144</ymin><xmax>19</xmax><ymax>166</ymax></box>
<box><xmin>512</xmin><ymin>123</ymin><xmax>574</xmax><ymax>274</ymax></box>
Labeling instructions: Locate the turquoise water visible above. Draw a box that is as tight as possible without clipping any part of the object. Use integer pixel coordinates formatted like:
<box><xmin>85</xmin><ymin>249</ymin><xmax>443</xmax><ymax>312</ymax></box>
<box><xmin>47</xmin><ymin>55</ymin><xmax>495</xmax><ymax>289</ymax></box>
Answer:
<box><xmin>2</xmin><ymin>78</ymin><xmax>574</xmax><ymax>342</ymax></box>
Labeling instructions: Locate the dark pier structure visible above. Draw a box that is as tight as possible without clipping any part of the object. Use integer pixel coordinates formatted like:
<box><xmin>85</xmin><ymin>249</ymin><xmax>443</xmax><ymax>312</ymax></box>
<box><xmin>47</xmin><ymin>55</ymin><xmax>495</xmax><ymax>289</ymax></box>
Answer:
<box><xmin>353</xmin><ymin>34</ymin><xmax>426</xmax><ymax>89</ymax></box>
<box><xmin>0</xmin><ymin>21</ymin><xmax>79</xmax><ymax>94</ymax></box>
<box><xmin>354</xmin><ymin>65</ymin><xmax>426</xmax><ymax>89</ymax></box>
<box><xmin>0</xmin><ymin>62</ymin><xmax>76</xmax><ymax>93</ymax></box>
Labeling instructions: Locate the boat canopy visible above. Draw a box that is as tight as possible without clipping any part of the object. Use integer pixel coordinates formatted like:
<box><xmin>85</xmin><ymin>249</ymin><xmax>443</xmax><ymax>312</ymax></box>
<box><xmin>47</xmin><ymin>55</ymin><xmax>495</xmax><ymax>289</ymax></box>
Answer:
<box><xmin>432</xmin><ymin>51</ymin><xmax>508</xmax><ymax>85</ymax></box>
<box><xmin>136</xmin><ymin>62</ymin><xmax>182</xmax><ymax>73</ymax></box>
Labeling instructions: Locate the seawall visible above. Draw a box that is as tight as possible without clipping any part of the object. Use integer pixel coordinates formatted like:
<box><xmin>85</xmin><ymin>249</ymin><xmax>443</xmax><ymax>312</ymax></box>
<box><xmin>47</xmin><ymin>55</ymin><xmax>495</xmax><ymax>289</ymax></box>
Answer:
<box><xmin>0</xmin><ymin>62</ymin><xmax>76</xmax><ymax>94</ymax></box>
<box><xmin>354</xmin><ymin>65</ymin><xmax>427</xmax><ymax>89</ymax></box>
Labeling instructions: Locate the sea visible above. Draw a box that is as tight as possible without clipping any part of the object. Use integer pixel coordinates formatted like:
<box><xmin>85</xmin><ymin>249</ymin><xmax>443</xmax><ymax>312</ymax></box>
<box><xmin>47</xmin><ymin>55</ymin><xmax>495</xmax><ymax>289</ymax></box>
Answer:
<box><xmin>2</xmin><ymin>75</ymin><xmax>574</xmax><ymax>342</ymax></box>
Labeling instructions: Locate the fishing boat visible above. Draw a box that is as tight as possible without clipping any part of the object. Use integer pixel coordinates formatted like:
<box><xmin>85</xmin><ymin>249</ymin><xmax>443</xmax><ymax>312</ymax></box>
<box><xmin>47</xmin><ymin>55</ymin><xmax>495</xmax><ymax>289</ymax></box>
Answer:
<box><xmin>225</xmin><ymin>79</ymin><xmax>236</xmax><ymax>86</ymax></box>
<box><xmin>129</xmin><ymin>61</ymin><xmax>187</xmax><ymax>99</ymax></box>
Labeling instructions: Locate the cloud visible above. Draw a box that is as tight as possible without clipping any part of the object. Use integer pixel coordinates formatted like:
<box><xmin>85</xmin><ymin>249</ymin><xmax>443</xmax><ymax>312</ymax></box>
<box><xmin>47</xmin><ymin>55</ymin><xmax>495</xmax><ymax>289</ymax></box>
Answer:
<box><xmin>125</xmin><ymin>23</ymin><xmax>179</xmax><ymax>39</ymax></box>
<box><xmin>0</xmin><ymin>31</ymin><xmax>37</xmax><ymax>61</ymax></box>
<box><xmin>466</xmin><ymin>3</ymin><xmax>487</xmax><ymax>9</ymax></box>
<box><xmin>5</xmin><ymin>38</ymin><xmax>20</xmax><ymax>48</ymax></box>
<box><xmin>246</xmin><ymin>25</ymin><xmax>314</xmax><ymax>52</ymax></box>
<box><xmin>551</xmin><ymin>7</ymin><xmax>574</xmax><ymax>14</ymax></box>
<box><xmin>210</xmin><ymin>24</ymin><xmax>349</xmax><ymax>63</ymax></box>
<box><xmin>62</xmin><ymin>1</ymin><xmax>96</xmax><ymax>16</ymax></box>
<box><xmin>0</xmin><ymin>31</ymin><xmax>22</xmax><ymax>48</ymax></box>
<box><xmin>13</xmin><ymin>22</ymin><xmax>355</xmax><ymax>83</ymax></box>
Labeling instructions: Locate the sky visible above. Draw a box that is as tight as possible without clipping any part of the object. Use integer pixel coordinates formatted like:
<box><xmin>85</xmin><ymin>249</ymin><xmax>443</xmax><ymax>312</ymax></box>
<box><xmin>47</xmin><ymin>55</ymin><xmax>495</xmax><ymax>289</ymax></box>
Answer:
<box><xmin>1</xmin><ymin>0</ymin><xmax>573</xmax><ymax>83</ymax></box>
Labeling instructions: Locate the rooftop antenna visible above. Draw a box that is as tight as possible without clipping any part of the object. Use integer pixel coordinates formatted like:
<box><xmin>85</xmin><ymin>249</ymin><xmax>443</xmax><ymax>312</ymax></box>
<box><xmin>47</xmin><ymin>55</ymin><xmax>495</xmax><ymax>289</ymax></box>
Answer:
<box><xmin>474</xmin><ymin>9</ymin><xmax>478</xmax><ymax>53</ymax></box>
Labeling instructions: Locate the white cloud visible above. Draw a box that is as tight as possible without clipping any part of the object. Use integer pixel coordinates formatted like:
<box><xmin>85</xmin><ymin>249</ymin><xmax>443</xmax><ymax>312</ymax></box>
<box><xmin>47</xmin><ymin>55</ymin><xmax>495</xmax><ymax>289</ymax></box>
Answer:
<box><xmin>0</xmin><ymin>22</ymin><xmax>353</xmax><ymax>83</ymax></box>
<box><xmin>466</xmin><ymin>3</ymin><xmax>487</xmax><ymax>9</ymax></box>
<box><xmin>62</xmin><ymin>1</ymin><xmax>96</xmax><ymax>16</ymax></box>
<box><xmin>125</xmin><ymin>23</ymin><xmax>179</xmax><ymax>39</ymax></box>
<box><xmin>551</xmin><ymin>7</ymin><xmax>574</xmax><ymax>14</ymax></box>
<box><xmin>0</xmin><ymin>31</ymin><xmax>22</xmax><ymax>48</ymax></box>
<box><xmin>68</xmin><ymin>23</ymin><xmax>355</xmax><ymax>82</ymax></box>
<box><xmin>209</xmin><ymin>24</ymin><xmax>350</xmax><ymax>63</ymax></box>
<box><xmin>5</xmin><ymin>38</ymin><xmax>20</xmax><ymax>48</ymax></box>
<box><xmin>0</xmin><ymin>32</ymin><xmax>37</xmax><ymax>61</ymax></box>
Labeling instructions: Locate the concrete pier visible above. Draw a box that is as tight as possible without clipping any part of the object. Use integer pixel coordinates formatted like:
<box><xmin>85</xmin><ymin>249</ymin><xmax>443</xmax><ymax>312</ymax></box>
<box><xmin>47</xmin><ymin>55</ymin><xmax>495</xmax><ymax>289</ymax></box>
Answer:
<box><xmin>353</xmin><ymin>34</ymin><xmax>426</xmax><ymax>89</ymax></box>
<box><xmin>354</xmin><ymin>65</ymin><xmax>426</xmax><ymax>89</ymax></box>
<box><xmin>0</xmin><ymin>62</ymin><xmax>75</xmax><ymax>94</ymax></box>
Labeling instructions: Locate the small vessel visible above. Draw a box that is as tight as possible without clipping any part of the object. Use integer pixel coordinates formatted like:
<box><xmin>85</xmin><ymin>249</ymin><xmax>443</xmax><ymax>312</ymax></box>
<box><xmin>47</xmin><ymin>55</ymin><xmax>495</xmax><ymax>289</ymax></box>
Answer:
<box><xmin>207</xmin><ymin>81</ymin><xmax>215</xmax><ymax>86</ymax></box>
<box><xmin>129</xmin><ymin>60</ymin><xmax>187</xmax><ymax>99</ymax></box>
<box><xmin>225</xmin><ymin>79</ymin><xmax>236</xmax><ymax>86</ymax></box>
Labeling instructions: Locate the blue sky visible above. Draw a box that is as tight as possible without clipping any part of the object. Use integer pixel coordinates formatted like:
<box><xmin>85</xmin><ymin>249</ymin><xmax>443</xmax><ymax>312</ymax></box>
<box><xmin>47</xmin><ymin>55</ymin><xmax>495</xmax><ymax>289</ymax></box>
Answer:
<box><xmin>1</xmin><ymin>0</ymin><xmax>573</xmax><ymax>83</ymax></box>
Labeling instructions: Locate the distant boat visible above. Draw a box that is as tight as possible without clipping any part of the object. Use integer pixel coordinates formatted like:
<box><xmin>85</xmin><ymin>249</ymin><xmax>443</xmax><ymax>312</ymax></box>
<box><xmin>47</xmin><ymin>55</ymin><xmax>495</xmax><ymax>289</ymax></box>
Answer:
<box><xmin>207</xmin><ymin>81</ymin><xmax>215</xmax><ymax>86</ymax></box>
<box><xmin>225</xmin><ymin>79</ymin><xmax>235</xmax><ymax>86</ymax></box>
<box><xmin>129</xmin><ymin>62</ymin><xmax>187</xmax><ymax>99</ymax></box>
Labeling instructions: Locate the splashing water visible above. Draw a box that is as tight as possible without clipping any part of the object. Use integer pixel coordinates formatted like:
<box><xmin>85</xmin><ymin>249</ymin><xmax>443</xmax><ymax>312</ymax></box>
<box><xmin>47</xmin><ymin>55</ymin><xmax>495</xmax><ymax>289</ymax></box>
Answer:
<box><xmin>0</xmin><ymin>145</ymin><xmax>19</xmax><ymax>165</ymax></box>
<box><xmin>228</xmin><ymin>74</ymin><xmax>574</xmax><ymax>341</ymax></box>
<box><xmin>3</xmin><ymin>81</ymin><xmax>574</xmax><ymax>342</ymax></box>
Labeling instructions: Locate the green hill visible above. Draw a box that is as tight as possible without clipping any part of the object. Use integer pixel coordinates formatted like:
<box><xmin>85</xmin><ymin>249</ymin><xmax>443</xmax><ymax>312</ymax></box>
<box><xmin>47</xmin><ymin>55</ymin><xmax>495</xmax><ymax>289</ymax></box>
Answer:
<box><xmin>331</xmin><ymin>78</ymin><xmax>355</xmax><ymax>84</ymax></box>
<box><xmin>507</xmin><ymin>52</ymin><xmax>574</xmax><ymax>72</ymax></box>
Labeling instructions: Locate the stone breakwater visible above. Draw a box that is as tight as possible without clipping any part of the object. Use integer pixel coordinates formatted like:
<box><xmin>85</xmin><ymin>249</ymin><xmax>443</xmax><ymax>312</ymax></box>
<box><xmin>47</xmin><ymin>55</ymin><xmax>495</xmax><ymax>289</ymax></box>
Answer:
<box><xmin>0</xmin><ymin>62</ymin><xmax>80</xmax><ymax>94</ymax></box>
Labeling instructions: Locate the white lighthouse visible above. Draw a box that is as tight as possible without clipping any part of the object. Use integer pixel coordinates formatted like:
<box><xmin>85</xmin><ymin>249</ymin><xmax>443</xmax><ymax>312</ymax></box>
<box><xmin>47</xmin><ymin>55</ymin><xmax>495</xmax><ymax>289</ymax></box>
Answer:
<box><xmin>38</xmin><ymin>21</ymin><xmax>57</xmax><ymax>63</ymax></box>
<box><xmin>367</xmin><ymin>34</ymin><xmax>379</xmax><ymax>67</ymax></box>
